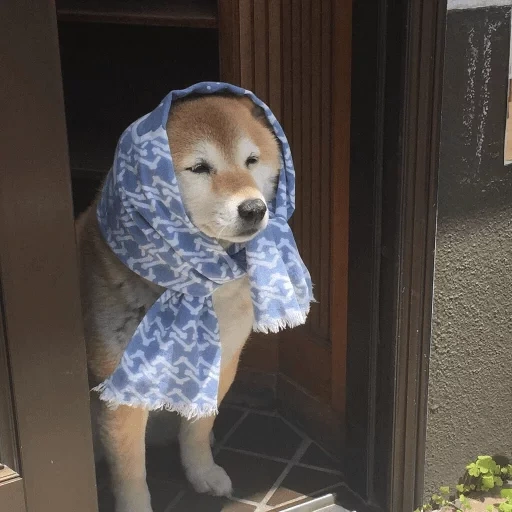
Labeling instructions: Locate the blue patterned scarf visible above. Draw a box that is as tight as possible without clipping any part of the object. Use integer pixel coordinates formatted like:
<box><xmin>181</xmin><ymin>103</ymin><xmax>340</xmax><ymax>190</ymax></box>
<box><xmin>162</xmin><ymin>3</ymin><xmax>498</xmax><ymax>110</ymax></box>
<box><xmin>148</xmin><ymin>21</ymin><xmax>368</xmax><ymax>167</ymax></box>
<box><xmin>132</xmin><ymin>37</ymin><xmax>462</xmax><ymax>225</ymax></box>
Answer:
<box><xmin>93</xmin><ymin>82</ymin><xmax>313</xmax><ymax>418</ymax></box>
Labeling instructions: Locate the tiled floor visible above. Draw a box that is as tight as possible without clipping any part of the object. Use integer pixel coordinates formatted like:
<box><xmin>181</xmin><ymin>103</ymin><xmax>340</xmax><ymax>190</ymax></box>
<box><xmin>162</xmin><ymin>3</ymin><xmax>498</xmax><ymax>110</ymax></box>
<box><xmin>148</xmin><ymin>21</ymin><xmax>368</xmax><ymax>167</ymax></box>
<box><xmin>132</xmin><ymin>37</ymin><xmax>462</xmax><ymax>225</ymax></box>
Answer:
<box><xmin>96</xmin><ymin>406</ymin><xmax>365</xmax><ymax>511</ymax></box>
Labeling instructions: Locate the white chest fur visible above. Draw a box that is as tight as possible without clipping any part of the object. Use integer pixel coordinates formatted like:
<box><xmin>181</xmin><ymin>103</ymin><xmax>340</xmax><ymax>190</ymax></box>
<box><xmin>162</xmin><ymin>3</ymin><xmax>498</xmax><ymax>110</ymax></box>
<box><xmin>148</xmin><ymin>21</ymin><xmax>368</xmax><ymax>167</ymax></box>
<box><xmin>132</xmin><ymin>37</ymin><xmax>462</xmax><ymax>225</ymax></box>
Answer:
<box><xmin>212</xmin><ymin>275</ymin><xmax>254</xmax><ymax>367</ymax></box>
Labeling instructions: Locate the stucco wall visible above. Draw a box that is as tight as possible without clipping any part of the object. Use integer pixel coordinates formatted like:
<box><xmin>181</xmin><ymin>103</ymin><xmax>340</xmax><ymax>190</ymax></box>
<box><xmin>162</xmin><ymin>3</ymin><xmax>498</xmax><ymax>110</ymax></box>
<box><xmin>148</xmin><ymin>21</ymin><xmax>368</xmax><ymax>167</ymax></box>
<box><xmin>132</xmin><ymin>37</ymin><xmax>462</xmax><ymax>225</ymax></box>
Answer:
<box><xmin>449</xmin><ymin>0</ymin><xmax>512</xmax><ymax>10</ymax></box>
<box><xmin>424</xmin><ymin>6</ymin><xmax>512</xmax><ymax>497</ymax></box>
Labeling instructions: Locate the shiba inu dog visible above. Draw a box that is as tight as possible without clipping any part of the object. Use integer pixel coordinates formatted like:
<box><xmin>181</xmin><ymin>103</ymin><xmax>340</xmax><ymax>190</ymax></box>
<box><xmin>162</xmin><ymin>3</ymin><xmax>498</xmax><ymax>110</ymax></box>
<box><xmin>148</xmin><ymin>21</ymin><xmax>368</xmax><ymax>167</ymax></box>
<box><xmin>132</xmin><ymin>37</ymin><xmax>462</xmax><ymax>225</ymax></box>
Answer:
<box><xmin>76</xmin><ymin>94</ymin><xmax>281</xmax><ymax>512</ymax></box>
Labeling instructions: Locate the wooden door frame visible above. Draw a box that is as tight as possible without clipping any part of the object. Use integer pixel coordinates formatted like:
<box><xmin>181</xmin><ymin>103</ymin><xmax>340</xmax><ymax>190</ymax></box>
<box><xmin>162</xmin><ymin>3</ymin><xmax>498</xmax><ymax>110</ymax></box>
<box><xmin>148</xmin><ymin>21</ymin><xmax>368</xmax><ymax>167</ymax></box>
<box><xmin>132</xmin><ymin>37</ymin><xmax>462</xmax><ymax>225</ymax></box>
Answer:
<box><xmin>345</xmin><ymin>0</ymin><xmax>447</xmax><ymax>511</ymax></box>
<box><xmin>0</xmin><ymin>1</ymin><xmax>98</xmax><ymax>511</ymax></box>
<box><xmin>219</xmin><ymin>1</ymin><xmax>447</xmax><ymax>510</ymax></box>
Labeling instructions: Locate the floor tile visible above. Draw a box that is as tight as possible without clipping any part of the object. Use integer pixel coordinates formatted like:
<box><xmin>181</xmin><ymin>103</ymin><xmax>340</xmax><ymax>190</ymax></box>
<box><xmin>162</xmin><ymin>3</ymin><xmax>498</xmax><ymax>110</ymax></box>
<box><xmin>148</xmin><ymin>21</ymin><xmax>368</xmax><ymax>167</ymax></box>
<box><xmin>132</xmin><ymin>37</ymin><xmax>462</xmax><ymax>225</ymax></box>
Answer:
<box><xmin>146</xmin><ymin>442</ymin><xmax>187</xmax><ymax>483</ymax></box>
<box><xmin>171</xmin><ymin>493</ymin><xmax>257</xmax><ymax>511</ymax></box>
<box><xmin>96</xmin><ymin>410</ymin><xmax>349</xmax><ymax>512</ymax></box>
<box><xmin>213</xmin><ymin>407</ymin><xmax>246</xmax><ymax>443</ymax></box>
<box><xmin>226</xmin><ymin>369</ymin><xmax>277</xmax><ymax>410</ymax></box>
<box><xmin>148</xmin><ymin>479</ymin><xmax>185</xmax><ymax>512</ymax></box>
<box><xmin>98</xmin><ymin>478</ymin><xmax>182</xmax><ymax>512</ymax></box>
<box><xmin>224</xmin><ymin>413</ymin><xmax>303</xmax><ymax>460</ymax></box>
<box><xmin>215</xmin><ymin>448</ymin><xmax>287</xmax><ymax>502</ymax></box>
<box><xmin>332</xmin><ymin>484</ymin><xmax>373</xmax><ymax>511</ymax></box>
<box><xmin>298</xmin><ymin>443</ymin><xmax>342</xmax><ymax>472</ymax></box>
<box><xmin>267</xmin><ymin>465</ymin><xmax>342</xmax><ymax>506</ymax></box>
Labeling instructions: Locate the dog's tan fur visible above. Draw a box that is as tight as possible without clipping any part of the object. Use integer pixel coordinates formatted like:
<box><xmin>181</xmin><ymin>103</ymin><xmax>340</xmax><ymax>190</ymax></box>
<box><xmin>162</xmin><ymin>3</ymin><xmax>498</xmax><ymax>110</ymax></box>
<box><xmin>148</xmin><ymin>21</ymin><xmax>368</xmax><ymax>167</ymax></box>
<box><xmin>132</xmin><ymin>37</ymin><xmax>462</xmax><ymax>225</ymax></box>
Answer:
<box><xmin>76</xmin><ymin>95</ymin><xmax>280</xmax><ymax>512</ymax></box>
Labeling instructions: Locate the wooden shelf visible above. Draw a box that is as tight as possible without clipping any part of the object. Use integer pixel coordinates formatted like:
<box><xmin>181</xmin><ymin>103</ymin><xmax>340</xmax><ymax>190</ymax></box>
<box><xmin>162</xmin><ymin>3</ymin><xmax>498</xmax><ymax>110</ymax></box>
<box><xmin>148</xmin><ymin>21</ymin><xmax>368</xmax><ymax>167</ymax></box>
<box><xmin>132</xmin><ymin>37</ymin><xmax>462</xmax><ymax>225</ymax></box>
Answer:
<box><xmin>56</xmin><ymin>0</ymin><xmax>218</xmax><ymax>29</ymax></box>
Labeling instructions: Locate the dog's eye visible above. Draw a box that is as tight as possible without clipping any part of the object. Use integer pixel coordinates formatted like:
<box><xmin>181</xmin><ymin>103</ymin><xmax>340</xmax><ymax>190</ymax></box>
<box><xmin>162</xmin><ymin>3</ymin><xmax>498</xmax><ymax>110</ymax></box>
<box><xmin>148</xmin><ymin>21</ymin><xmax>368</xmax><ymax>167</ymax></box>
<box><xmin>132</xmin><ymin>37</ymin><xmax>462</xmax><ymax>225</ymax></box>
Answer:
<box><xmin>187</xmin><ymin>163</ymin><xmax>212</xmax><ymax>174</ymax></box>
<box><xmin>246</xmin><ymin>155</ymin><xmax>259</xmax><ymax>167</ymax></box>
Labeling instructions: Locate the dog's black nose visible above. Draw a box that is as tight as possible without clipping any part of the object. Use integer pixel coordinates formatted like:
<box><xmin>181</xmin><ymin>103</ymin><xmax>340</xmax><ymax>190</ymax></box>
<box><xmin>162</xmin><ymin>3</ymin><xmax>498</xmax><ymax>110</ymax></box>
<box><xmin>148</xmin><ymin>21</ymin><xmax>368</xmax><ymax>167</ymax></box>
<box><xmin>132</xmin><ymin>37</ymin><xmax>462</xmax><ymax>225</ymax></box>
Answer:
<box><xmin>238</xmin><ymin>199</ymin><xmax>267</xmax><ymax>223</ymax></box>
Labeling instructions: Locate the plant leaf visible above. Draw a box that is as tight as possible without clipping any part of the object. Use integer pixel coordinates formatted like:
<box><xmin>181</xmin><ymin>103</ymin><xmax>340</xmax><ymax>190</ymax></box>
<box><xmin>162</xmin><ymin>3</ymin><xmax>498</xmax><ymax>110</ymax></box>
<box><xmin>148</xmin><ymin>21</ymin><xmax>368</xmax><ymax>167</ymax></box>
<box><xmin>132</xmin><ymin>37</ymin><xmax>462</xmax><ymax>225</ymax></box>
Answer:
<box><xmin>468</xmin><ymin>463</ymin><xmax>481</xmax><ymax>477</ymax></box>
<box><xmin>478</xmin><ymin>456</ymin><xmax>498</xmax><ymax>474</ymax></box>
<box><xmin>482</xmin><ymin>474</ymin><xmax>495</xmax><ymax>490</ymax></box>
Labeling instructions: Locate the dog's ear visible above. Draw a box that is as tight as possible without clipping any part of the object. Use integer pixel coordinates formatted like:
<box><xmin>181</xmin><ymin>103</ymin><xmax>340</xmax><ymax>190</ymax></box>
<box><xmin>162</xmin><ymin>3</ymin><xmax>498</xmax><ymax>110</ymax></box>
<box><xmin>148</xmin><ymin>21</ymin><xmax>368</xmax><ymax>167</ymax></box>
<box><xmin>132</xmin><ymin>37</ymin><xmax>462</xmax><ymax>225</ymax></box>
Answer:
<box><xmin>238</xmin><ymin>96</ymin><xmax>266</xmax><ymax>120</ymax></box>
<box><xmin>238</xmin><ymin>96</ymin><xmax>273</xmax><ymax>131</ymax></box>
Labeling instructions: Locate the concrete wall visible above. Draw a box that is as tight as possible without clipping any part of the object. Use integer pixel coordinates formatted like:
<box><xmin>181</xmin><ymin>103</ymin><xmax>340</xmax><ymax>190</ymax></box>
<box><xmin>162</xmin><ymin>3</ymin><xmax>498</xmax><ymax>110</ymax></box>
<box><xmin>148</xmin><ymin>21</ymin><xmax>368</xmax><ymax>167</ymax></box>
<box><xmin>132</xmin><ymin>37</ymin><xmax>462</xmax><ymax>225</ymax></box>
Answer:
<box><xmin>449</xmin><ymin>0</ymin><xmax>512</xmax><ymax>10</ymax></box>
<box><xmin>424</xmin><ymin>6</ymin><xmax>512</xmax><ymax>496</ymax></box>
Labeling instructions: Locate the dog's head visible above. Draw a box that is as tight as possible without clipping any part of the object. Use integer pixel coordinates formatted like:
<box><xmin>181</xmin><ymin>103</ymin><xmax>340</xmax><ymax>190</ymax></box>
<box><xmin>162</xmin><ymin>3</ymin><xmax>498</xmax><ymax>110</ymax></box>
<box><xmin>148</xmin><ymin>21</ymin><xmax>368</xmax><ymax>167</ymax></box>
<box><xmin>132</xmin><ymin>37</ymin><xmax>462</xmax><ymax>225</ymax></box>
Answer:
<box><xmin>167</xmin><ymin>95</ymin><xmax>280</xmax><ymax>243</ymax></box>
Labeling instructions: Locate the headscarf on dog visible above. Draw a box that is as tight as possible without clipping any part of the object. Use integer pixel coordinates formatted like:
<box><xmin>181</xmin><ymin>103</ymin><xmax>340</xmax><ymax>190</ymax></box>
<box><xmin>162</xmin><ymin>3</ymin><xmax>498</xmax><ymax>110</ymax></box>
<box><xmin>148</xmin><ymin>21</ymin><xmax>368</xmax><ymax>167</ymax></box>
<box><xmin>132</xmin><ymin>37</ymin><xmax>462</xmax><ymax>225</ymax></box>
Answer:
<box><xmin>94</xmin><ymin>82</ymin><xmax>313</xmax><ymax>418</ymax></box>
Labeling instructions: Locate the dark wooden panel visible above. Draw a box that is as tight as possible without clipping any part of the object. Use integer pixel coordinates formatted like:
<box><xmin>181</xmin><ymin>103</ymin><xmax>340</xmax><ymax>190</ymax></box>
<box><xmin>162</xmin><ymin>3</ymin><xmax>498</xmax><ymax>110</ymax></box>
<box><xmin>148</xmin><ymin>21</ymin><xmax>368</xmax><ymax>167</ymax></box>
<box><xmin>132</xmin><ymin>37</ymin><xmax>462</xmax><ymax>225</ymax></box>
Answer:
<box><xmin>268</xmin><ymin>0</ymin><xmax>282</xmax><ymax>121</ymax></box>
<box><xmin>330</xmin><ymin>0</ymin><xmax>351</xmax><ymax>413</ymax></box>
<box><xmin>281</xmin><ymin>0</ymin><xmax>293</xmax><ymax>151</ymax></box>
<box><xmin>218</xmin><ymin>0</ymin><xmax>241</xmax><ymax>84</ymax></box>
<box><xmin>253</xmin><ymin>0</ymin><xmax>269</xmax><ymax>102</ymax></box>
<box><xmin>290</xmin><ymin>0</ymin><xmax>334</xmax><ymax>345</ymax></box>
<box><xmin>320</xmin><ymin>0</ymin><xmax>333</xmax><ymax>337</ymax></box>
<box><xmin>300</xmin><ymin>0</ymin><xmax>313</xmax><ymax>286</ymax></box>
<box><xmin>239</xmin><ymin>0</ymin><xmax>255</xmax><ymax>89</ymax></box>
<box><xmin>279</xmin><ymin>329</ymin><xmax>332</xmax><ymax>400</ymax></box>
<box><xmin>344</xmin><ymin>0</ymin><xmax>384</xmax><ymax>497</ymax></box>
<box><xmin>310</xmin><ymin>0</ymin><xmax>322</xmax><ymax>333</ymax></box>
<box><xmin>0</xmin><ymin>1</ymin><xmax>98</xmax><ymax>510</ymax></box>
<box><xmin>56</xmin><ymin>0</ymin><xmax>218</xmax><ymax>28</ymax></box>
<box><xmin>280</xmin><ymin>0</ymin><xmax>338</xmax><ymax>396</ymax></box>
<box><xmin>291</xmin><ymin>0</ymin><xmax>303</xmax><ymax>252</ymax></box>
<box><xmin>277</xmin><ymin>375</ymin><xmax>344</xmax><ymax>455</ymax></box>
<box><xmin>220</xmin><ymin>0</ymin><xmax>350</xmax><ymax>410</ymax></box>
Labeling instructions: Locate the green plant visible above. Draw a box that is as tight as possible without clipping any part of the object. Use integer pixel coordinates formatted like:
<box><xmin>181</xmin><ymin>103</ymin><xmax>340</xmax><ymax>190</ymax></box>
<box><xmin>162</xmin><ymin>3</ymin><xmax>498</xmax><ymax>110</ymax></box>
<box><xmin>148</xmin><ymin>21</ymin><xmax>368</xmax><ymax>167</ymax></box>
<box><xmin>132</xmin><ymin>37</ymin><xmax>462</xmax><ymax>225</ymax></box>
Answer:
<box><xmin>414</xmin><ymin>485</ymin><xmax>472</xmax><ymax>511</ymax></box>
<box><xmin>485</xmin><ymin>490</ymin><xmax>512</xmax><ymax>512</ymax></box>
<box><xmin>415</xmin><ymin>455</ymin><xmax>512</xmax><ymax>512</ymax></box>
<box><xmin>457</xmin><ymin>456</ymin><xmax>512</xmax><ymax>494</ymax></box>
<box><xmin>494</xmin><ymin>490</ymin><xmax>512</xmax><ymax>512</ymax></box>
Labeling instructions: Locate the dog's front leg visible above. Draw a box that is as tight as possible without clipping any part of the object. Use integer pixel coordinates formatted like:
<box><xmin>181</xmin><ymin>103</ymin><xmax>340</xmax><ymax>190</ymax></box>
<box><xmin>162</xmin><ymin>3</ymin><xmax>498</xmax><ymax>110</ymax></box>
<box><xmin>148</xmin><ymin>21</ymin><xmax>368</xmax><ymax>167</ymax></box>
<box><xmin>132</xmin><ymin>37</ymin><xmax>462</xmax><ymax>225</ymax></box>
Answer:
<box><xmin>179</xmin><ymin>349</ymin><xmax>241</xmax><ymax>496</ymax></box>
<box><xmin>99</xmin><ymin>403</ymin><xmax>152</xmax><ymax>512</ymax></box>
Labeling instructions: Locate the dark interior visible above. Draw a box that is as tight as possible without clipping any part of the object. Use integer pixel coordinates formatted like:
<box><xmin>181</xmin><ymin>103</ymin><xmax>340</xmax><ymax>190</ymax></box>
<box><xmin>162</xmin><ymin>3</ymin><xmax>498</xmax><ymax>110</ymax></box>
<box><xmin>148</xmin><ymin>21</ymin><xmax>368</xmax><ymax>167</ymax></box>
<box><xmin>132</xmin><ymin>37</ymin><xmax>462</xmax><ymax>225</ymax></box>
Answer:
<box><xmin>58</xmin><ymin>21</ymin><xmax>219</xmax><ymax>216</ymax></box>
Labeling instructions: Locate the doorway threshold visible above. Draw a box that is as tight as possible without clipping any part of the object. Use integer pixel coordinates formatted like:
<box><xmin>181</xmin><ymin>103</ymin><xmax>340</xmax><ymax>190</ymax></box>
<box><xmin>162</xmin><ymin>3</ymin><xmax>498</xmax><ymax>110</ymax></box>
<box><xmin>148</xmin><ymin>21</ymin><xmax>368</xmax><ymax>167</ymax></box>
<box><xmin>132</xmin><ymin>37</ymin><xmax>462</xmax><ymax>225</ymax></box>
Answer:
<box><xmin>278</xmin><ymin>493</ymin><xmax>354</xmax><ymax>511</ymax></box>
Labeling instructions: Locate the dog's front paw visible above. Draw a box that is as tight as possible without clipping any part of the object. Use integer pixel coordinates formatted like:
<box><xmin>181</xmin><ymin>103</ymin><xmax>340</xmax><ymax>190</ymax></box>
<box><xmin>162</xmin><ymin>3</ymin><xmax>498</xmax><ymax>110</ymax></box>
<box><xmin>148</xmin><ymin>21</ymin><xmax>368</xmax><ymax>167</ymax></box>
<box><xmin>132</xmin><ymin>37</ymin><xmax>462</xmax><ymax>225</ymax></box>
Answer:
<box><xmin>186</xmin><ymin>463</ymin><xmax>233</xmax><ymax>496</ymax></box>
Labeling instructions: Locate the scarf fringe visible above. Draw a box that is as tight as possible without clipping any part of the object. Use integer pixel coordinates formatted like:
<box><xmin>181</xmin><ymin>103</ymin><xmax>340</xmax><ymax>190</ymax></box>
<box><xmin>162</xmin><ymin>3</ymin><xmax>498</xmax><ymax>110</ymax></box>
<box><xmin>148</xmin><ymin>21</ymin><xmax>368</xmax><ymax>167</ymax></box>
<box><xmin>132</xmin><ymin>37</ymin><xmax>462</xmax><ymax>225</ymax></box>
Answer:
<box><xmin>252</xmin><ymin>308</ymin><xmax>310</xmax><ymax>334</ymax></box>
<box><xmin>92</xmin><ymin>382</ymin><xmax>219</xmax><ymax>420</ymax></box>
